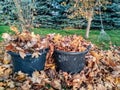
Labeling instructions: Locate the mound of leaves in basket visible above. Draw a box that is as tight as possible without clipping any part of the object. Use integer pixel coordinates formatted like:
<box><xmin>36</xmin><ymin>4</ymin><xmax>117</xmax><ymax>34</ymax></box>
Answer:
<box><xmin>48</xmin><ymin>34</ymin><xmax>91</xmax><ymax>73</ymax></box>
<box><xmin>2</xmin><ymin>27</ymin><xmax>49</xmax><ymax>75</ymax></box>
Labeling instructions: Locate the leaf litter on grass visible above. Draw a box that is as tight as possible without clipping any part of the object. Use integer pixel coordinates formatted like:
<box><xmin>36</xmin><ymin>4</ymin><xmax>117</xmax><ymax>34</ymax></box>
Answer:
<box><xmin>0</xmin><ymin>42</ymin><xmax>120</xmax><ymax>90</ymax></box>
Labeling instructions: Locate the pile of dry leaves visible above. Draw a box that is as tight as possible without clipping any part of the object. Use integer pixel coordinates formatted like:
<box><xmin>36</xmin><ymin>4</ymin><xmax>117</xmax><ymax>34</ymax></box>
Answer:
<box><xmin>0</xmin><ymin>40</ymin><xmax>120</xmax><ymax>90</ymax></box>
<box><xmin>2</xmin><ymin>31</ymin><xmax>48</xmax><ymax>59</ymax></box>
<box><xmin>47</xmin><ymin>34</ymin><xmax>91</xmax><ymax>52</ymax></box>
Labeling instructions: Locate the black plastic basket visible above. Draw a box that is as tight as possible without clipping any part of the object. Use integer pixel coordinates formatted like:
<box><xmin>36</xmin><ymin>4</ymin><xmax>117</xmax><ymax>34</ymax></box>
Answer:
<box><xmin>8</xmin><ymin>48</ymin><xmax>49</xmax><ymax>76</ymax></box>
<box><xmin>53</xmin><ymin>45</ymin><xmax>91</xmax><ymax>74</ymax></box>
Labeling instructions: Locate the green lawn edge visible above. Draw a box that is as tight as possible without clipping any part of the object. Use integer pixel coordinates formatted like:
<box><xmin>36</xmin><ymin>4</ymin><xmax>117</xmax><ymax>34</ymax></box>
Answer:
<box><xmin>0</xmin><ymin>26</ymin><xmax>120</xmax><ymax>49</ymax></box>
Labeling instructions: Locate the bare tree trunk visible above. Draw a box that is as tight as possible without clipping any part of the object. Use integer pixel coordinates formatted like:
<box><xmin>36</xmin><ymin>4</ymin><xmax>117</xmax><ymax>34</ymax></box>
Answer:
<box><xmin>85</xmin><ymin>9</ymin><xmax>94</xmax><ymax>39</ymax></box>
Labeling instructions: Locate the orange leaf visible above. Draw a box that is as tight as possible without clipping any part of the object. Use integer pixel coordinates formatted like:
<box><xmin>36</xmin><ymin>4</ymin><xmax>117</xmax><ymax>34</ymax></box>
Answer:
<box><xmin>90</xmin><ymin>51</ymin><xmax>102</xmax><ymax>62</ymax></box>
<box><xmin>106</xmin><ymin>76</ymin><xmax>115</xmax><ymax>83</ymax></box>
<box><xmin>45</xmin><ymin>64</ymin><xmax>55</xmax><ymax>70</ymax></box>
<box><xmin>6</xmin><ymin>44</ymin><xmax>14</xmax><ymax>51</ymax></box>
<box><xmin>104</xmin><ymin>57</ymin><xmax>116</xmax><ymax>67</ymax></box>
<box><xmin>108</xmin><ymin>58</ymin><xmax>116</xmax><ymax>67</ymax></box>
<box><xmin>115</xmin><ymin>77</ymin><xmax>120</xmax><ymax>84</ymax></box>
<box><xmin>53</xmin><ymin>34</ymin><xmax>62</xmax><ymax>42</ymax></box>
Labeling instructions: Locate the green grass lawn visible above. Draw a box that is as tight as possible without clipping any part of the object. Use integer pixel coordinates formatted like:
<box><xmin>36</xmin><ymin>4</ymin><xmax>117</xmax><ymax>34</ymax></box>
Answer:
<box><xmin>0</xmin><ymin>25</ymin><xmax>120</xmax><ymax>49</ymax></box>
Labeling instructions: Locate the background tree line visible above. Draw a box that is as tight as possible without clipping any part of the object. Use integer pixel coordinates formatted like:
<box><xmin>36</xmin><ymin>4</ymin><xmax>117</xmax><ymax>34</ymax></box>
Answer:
<box><xmin>0</xmin><ymin>0</ymin><xmax>120</xmax><ymax>30</ymax></box>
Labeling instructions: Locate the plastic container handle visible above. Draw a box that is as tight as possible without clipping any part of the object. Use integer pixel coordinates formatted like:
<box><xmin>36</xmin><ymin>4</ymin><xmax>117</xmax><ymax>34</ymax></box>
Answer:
<box><xmin>84</xmin><ymin>45</ymin><xmax>91</xmax><ymax>54</ymax></box>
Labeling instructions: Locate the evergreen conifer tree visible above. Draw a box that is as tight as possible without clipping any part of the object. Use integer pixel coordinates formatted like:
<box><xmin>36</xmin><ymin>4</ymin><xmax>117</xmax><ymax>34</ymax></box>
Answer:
<box><xmin>34</xmin><ymin>0</ymin><xmax>71</xmax><ymax>29</ymax></box>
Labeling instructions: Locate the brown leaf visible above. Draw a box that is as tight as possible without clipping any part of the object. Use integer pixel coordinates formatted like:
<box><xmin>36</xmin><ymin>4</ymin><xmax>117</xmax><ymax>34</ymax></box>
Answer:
<box><xmin>31</xmin><ymin>71</ymin><xmax>49</xmax><ymax>85</ymax></box>
<box><xmin>4</xmin><ymin>68</ymin><xmax>12</xmax><ymax>76</ymax></box>
<box><xmin>53</xmin><ymin>34</ymin><xmax>62</xmax><ymax>42</ymax></box>
<box><xmin>45</xmin><ymin>64</ymin><xmax>55</xmax><ymax>70</ymax></box>
<box><xmin>104</xmin><ymin>57</ymin><xmax>116</xmax><ymax>67</ymax></box>
<box><xmin>51</xmin><ymin>79</ymin><xmax>61</xmax><ymax>90</ymax></box>
<box><xmin>104</xmin><ymin>81</ymin><xmax>114</xmax><ymax>90</ymax></box>
<box><xmin>3</xmin><ymin>53</ymin><xmax>11</xmax><ymax>64</ymax></box>
<box><xmin>0</xmin><ymin>50</ymin><xmax>3</xmax><ymax>54</ymax></box>
<box><xmin>106</xmin><ymin>76</ymin><xmax>115</xmax><ymax>84</ymax></box>
<box><xmin>15</xmin><ymin>71</ymin><xmax>26</xmax><ymax>82</ymax></box>
<box><xmin>7</xmin><ymin>81</ymin><xmax>15</xmax><ymax>88</ymax></box>
<box><xmin>87</xmin><ymin>84</ymin><xmax>93</xmax><ymax>90</ymax></box>
<box><xmin>90</xmin><ymin>51</ymin><xmax>102</xmax><ymax>62</ymax></box>
<box><xmin>96</xmin><ymin>84</ymin><xmax>107</xmax><ymax>90</ymax></box>
<box><xmin>32</xmin><ymin>83</ymin><xmax>44</xmax><ymax>90</ymax></box>
<box><xmin>0</xmin><ymin>82</ymin><xmax>6</xmax><ymax>87</ymax></box>
<box><xmin>49</xmin><ymin>34</ymin><xmax>90</xmax><ymax>52</ymax></box>
<box><xmin>72</xmin><ymin>79</ymin><xmax>81</xmax><ymax>89</ymax></box>
<box><xmin>0</xmin><ymin>66</ymin><xmax>5</xmax><ymax>76</ymax></box>
<box><xmin>72</xmin><ymin>73</ymin><xmax>86</xmax><ymax>89</ymax></box>
<box><xmin>21</xmin><ymin>81</ymin><xmax>31</xmax><ymax>90</ymax></box>
<box><xmin>112</xmin><ymin>66</ymin><xmax>120</xmax><ymax>77</ymax></box>
<box><xmin>115</xmin><ymin>77</ymin><xmax>120</xmax><ymax>84</ymax></box>
<box><xmin>6</xmin><ymin>44</ymin><xmax>14</xmax><ymax>51</ymax></box>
